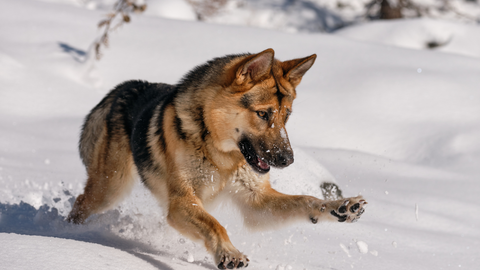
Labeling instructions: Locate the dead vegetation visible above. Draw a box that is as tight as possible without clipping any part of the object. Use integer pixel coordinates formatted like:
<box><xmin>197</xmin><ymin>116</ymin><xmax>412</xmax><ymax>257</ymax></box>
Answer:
<box><xmin>94</xmin><ymin>0</ymin><xmax>146</xmax><ymax>60</ymax></box>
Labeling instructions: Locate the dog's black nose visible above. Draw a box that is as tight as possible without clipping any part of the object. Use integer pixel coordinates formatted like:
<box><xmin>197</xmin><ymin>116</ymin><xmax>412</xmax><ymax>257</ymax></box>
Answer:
<box><xmin>277</xmin><ymin>153</ymin><xmax>294</xmax><ymax>167</ymax></box>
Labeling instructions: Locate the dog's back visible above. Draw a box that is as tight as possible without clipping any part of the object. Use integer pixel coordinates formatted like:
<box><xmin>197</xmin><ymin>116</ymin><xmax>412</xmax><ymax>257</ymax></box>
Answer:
<box><xmin>79</xmin><ymin>81</ymin><xmax>175</xmax><ymax>169</ymax></box>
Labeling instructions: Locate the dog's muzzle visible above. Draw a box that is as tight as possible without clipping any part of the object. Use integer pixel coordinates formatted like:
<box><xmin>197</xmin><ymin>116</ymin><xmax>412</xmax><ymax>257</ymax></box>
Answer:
<box><xmin>238</xmin><ymin>138</ymin><xmax>293</xmax><ymax>174</ymax></box>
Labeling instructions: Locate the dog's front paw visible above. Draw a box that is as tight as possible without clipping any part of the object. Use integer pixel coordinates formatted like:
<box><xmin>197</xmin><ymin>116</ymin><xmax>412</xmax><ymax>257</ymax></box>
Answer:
<box><xmin>216</xmin><ymin>248</ymin><xmax>249</xmax><ymax>269</ymax></box>
<box><xmin>310</xmin><ymin>196</ymin><xmax>367</xmax><ymax>224</ymax></box>
<box><xmin>329</xmin><ymin>196</ymin><xmax>367</xmax><ymax>223</ymax></box>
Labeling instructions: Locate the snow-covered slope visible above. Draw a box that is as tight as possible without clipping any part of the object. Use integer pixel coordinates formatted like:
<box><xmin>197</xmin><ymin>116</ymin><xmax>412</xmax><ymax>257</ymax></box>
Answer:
<box><xmin>0</xmin><ymin>234</ymin><xmax>160</xmax><ymax>270</ymax></box>
<box><xmin>335</xmin><ymin>18</ymin><xmax>480</xmax><ymax>58</ymax></box>
<box><xmin>1</xmin><ymin>0</ymin><xmax>479</xmax><ymax>269</ymax></box>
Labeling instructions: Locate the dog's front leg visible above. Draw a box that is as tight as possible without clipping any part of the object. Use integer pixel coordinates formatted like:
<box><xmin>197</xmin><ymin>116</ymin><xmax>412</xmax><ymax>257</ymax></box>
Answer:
<box><xmin>233</xmin><ymin>181</ymin><xmax>367</xmax><ymax>228</ymax></box>
<box><xmin>167</xmin><ymin>192</ymin><xmax>249</xmax><ymax>269</ymax></box>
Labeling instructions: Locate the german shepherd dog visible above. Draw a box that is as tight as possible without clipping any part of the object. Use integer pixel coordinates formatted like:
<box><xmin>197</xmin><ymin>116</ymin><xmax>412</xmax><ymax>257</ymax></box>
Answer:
<box><xmin>67</xmin><ymin>49</ymin><xmax>366</xmax><ymax>269</ymax></box>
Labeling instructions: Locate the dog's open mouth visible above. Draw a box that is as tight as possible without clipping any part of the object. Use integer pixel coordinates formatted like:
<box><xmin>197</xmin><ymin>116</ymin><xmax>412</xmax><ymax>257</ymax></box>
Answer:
<box><xmin>238</xmin><ymin>138</ymin><xmax>270</xmax><ymax>174</ymax></box>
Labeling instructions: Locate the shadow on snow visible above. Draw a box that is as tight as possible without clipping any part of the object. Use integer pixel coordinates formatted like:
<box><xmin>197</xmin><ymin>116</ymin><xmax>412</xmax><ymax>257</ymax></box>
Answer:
<box><xmin>0</xmin><ymin>201</ymin><xmax>215</xmax><ymax>270</ymax></box>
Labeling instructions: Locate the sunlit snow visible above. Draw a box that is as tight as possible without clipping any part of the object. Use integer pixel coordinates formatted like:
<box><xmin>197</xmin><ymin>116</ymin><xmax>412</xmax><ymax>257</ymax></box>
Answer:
<box><xmin>1</xmin><ymin>0</ymin><xmax>479</xmax><ymax>269</ymax></box>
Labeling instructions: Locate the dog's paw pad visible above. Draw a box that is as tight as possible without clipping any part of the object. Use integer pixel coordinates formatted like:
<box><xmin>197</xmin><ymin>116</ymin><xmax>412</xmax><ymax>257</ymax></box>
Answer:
<box><xmin>350</xmin><ymin>203</ymin><xmax>360</xmax><ymax>213</ymax></box>
<box><xmin>330</xmin><ymin>210</ymin><xmax>347</xmax><ymax>222</ymax></box>
<box><xmin>217</xmin><ymin>255</ymin><xmax>249</xmax><ymax>269</ymax></box>
<box><xmin>330</xmin><ymin>197</ymin><xmax>367</xmax><ymax>223</ymax></box>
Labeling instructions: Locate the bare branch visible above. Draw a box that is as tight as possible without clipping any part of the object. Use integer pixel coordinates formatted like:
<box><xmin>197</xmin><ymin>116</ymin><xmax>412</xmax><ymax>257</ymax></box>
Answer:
<box><xmin>92</xmin><ymin>0</ymin><xmax>146</xmax><ymax>60</ymax></box>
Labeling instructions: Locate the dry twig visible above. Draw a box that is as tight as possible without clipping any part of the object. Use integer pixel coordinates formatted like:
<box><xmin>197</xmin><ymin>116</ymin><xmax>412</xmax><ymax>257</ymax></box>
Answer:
<box><xmin>94</xmin><ymin>0</ymin><xmax>146</xmax><ymax>60</ymax></box>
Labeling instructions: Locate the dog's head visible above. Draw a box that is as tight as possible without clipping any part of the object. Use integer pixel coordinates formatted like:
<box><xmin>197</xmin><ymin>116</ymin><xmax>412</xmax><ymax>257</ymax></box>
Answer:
<box><xmin>207</xmin><ymin>49</ymin><xmax>316</xmax><ymax>174</ymax></box>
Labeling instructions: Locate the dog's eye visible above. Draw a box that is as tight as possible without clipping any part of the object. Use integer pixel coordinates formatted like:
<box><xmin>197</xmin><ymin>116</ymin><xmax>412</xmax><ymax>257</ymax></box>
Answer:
<box><xmin>285</xmin><ymin>110</ymin><xmax>292</xmax><ymax>123</ymax></box>
<box><xmin>256</xmin><ymin>111</ymin><xmax>268</xmax><ymax>121</ymax></box>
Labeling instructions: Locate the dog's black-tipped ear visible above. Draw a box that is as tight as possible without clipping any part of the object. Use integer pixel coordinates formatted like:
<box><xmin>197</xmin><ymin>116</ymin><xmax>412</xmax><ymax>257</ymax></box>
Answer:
<box><xmin>282</xmin><ymin>54</ymin><xmax>316</xmax><ymax>87</ymax></box>
<box><xmin>236</xmin><ymin>48</ymin><xmax>274</xmax><ymax>85</ymax></box>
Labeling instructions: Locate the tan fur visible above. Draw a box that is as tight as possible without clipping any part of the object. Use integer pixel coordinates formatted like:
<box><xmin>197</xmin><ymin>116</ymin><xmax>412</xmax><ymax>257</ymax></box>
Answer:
<box><xmin>68</xmin><ymin>49</ymin><xmax>367</xmax><ymax>269</ymax></box>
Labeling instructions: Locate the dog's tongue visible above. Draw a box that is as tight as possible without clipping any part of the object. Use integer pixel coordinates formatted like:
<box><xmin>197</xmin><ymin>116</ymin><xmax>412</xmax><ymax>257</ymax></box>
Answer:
<box><xmin>257</xmin><ymin>157</ymin><xmax>270</xmax><ymax>170</ymax></box>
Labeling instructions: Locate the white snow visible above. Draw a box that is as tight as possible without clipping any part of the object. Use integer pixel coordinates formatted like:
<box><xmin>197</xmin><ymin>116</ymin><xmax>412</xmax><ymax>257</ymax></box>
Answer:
<box><xmin>356</xmin><ymin>240</ymin><xmax>369</xmax><ymax>254</ymax></box>
<box><xmin>335</xmin><ymin>18</ymin><xmax>480</xmax><ymax>58</ymax></box>
<box><xmin>1</xmin><ymin>0</ymin><xmax>480</xmax><ymax>269</ymax></box>
<box><xmin>415</xmin><ymin>203</ymin><xmax>419</xmax><ymax>221</ymax></box>
<box><xmin>0</xmin><ymin>233</ymin><xmax>158</xmax><ymax>270</ymax></box>
<box><xmin>144</xmin><ymin>0</ymin><xmax>197</xmax><ymax>21</ymax></box>
<box><xmin>340</xmin><ymin>243</ymin><xmax>351</xmax><ymax>257</ymax></box>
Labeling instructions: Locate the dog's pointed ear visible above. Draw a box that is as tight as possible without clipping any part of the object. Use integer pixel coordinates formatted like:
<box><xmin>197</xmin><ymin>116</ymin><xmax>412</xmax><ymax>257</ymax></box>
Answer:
<box><xmin>236</xmin><ymin>48</ymin><xmax>274</xmax><ymax>85</ymax></box>
<box><xmin>282</xmin><ymin>54</ymin><xmax>316</xmax><ymax>87</ymax></box>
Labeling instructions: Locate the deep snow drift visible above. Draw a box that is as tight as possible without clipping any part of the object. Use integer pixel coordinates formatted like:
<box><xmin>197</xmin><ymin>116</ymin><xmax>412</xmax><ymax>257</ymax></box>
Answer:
<box><xmin>1</xmin><ymin>0</ymin><xmax>479</xmax><ymax>269</ymax></box>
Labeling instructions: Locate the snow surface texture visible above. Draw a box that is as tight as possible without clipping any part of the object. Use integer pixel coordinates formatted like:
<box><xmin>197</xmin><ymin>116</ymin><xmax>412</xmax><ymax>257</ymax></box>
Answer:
<box><xmin>335</xmin><ymin>18</ymin><xmax>480</xmax><ymax>58</ymax></box>
<box><xmin>1</xmin><ymin>0</ymin><xmax>480</xmax><ymax>269</ymax></box>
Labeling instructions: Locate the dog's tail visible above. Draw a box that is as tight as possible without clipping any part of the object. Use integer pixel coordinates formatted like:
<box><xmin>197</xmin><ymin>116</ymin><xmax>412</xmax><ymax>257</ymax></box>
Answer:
<box><xmin>78</xmin><ymin>91</ymin><xmax>116</xmax><ymax>168</ymax></box>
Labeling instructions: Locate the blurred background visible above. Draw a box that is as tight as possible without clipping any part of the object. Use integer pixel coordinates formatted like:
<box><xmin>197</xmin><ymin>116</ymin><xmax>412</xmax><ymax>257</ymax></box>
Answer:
<box><xmin>52</xmin><ymin>0</ymin><xmax>480</xmax><ymax>33</ymax></box>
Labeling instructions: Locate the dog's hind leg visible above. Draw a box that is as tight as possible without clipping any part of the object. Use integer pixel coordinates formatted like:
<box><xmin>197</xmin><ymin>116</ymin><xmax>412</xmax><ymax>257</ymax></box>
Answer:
<box><xmin>67</xmin><ymin>133</ymin><xmax>136</xmax><ymax>224</ymax></box>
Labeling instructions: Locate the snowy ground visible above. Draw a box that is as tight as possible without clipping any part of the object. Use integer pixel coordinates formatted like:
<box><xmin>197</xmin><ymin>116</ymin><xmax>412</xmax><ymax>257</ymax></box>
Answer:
<box><xmin>1</xmin><ymin>0</ymin><xmax>479</xmax><ymax>269</ymax></box>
